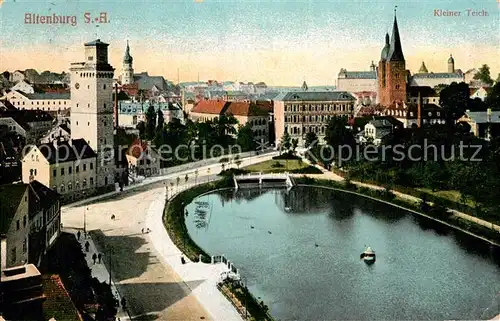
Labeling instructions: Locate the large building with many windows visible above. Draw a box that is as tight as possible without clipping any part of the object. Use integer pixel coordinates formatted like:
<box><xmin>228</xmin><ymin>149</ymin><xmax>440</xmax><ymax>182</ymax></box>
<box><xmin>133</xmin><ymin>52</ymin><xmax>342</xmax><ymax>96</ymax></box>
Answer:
<box><xmin>273</xmin><ymin>91</ymin><xmax>355</xmax><ymax>147</ymax></box>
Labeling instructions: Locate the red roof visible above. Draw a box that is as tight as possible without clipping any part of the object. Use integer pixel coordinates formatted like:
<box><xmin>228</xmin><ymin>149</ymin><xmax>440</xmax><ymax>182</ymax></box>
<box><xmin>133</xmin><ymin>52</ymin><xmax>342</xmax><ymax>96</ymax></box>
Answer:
<box><xmin>127</xmin><ymin>138</ymin><xmax>149</xmax><ymax>158</ymax></box>
<box><xmin>42</xmin><ymin>274</ymin><xmax>83</xmax><ymax>321</ymax></box>
<box><xmin>191</xmin><ymin>100</ymin><xmax>227</xmax><ymax>114</ymax></box>
<box><xmin>225</xmin><ymin>101</ymin><xmax>268</xmax><ymax>117</ymax></box>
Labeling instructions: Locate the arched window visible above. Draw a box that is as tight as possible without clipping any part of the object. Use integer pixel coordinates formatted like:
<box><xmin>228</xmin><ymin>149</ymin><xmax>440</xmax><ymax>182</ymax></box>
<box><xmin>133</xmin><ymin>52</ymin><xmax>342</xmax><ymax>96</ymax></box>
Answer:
<box><xmin>60</xmin><ymin>184</ymin><xmax>65</xmax><ymax>192</ymax></box>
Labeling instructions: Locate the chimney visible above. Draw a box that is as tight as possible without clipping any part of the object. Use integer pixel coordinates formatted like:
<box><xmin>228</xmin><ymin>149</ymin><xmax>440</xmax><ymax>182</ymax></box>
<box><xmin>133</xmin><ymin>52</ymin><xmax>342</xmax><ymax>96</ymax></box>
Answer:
<box><xmin>417</xmin><ymin>91</ymin><xmax>422</xmax><ymax>128</ymax></box>
<box><xmin>114</xmin><ymin>84</ymin><xmax>119</xmax><ymax>128</ymax></box>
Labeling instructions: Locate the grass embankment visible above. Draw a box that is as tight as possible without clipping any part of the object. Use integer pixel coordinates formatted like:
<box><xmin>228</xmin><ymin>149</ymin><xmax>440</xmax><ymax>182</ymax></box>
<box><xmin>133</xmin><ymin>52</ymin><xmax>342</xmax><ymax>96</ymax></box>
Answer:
<box><xmin>218</xmin><ymin>279</ymin><xmax>274</xmax><ymax>321</ymax></box>
<box><xmin>295</xmin><ymin>176</ymin><xmax>500</xmax><ymax>245</ymax></box>
<box><xmin>332</xmin><ymin>169</ymin><xmax>500</xmax><ymax>226</ymax></box>
<box><xmin>242</xmin><ymin>153</ymin><xmax>323</xmax><ymax>174</ymax></box>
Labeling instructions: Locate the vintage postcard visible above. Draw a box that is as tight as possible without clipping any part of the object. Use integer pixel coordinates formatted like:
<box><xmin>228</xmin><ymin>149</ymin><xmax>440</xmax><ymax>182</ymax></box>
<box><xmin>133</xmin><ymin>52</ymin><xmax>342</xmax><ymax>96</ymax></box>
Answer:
<box><xmin>0</xmin><ymin>0</ymin><xmax>499</xmax><ymax>320</ymax></box>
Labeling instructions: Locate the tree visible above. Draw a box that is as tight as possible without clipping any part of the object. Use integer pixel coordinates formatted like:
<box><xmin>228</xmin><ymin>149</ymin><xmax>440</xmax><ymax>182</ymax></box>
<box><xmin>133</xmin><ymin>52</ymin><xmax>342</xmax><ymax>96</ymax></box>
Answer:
<box><xmin>280</xmin><ymin>131</ymin><xmax>291</xmax><ymax>153</ymax></box>
<box><xmin>496</xmin><ymin>73</ymin><xmax>500</xmax><ymax>84</ymax></box>
<box><xmin>136</xmin><ymin>121</ymin><xmax>146</xmax><ymax>139</ymax></box>
<box><xmin>145</xmin><ymin>105</ymin><xmax>157</xmax><ymax>140</ymax></box>
<box><xmin>236</xmin><ymin>124</ymin><xmax>256</xmax><ymax>152</ymax></box>
<box><xmin>324</xmin><ymin>116</ymin><xmax>355</xmax><ymax>165</ymax></box>
<box><xmin>291</xmin><ymin>138</ymin><xmax>298</xmax><ymax>154</ymax></box>
<box><xmin>473</xmin><ymin>64</ymin><xmax>494</xmax><ymax>86</ymax></box>
<box><xmin>305</xmin><ymin>132</ymin><xmax>318</xmax><ymax>149</ymax></box>
<box><xmin>485</xmin><ymin>82</ymin><xmax>500</xmax><ymax>110</ymax></box>
<box><xmin>156</xmin><ymin>109</ymin><xmax>164</xmax><ymax>133</ymax></box>
<box><xmin>214</xmin><ymin>114</ymin><xmax>238</xmax><ymax>148</ymax></box>
<box><xmin>439</xmin><ymin>82</ymin><xmax>470</xmax><ymax>122</ymax></box>
<box><xmin>422</xmin><ymin>161</ymin><xmax>447</xmax><ymax>192</ymax></box>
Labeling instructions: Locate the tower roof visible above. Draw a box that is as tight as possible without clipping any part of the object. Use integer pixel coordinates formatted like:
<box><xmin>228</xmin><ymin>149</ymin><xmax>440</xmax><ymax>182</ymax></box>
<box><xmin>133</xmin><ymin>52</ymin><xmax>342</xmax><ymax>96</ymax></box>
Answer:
<box><xmin>84</xmin><ymin>39</ymin><xmax>109</xmax><ymax>47</ymax></box>
<box><xmin>387</xmin><ymin>12</ymin><xmax>404</xmax><ymax>61</ymax></box>
<box><xmin>418</xmin><ymin>61</ymin><xmax>428</xmax><ymax>73</ymax></box>
<box><xmin>301</xmin><ymin>81</ymin><xmax>308</xmax><ymax>91</ymax></box>
<box><xmin>380</xmin><ymin>33</ymin><xmax>390</xmax><ymax>60</ymax></box>
<box><xmin>124</xmin><ymin>41</ymin><xmax>133</xmax><ymax>64</ymax></box>
<box><xmin>448</xmin><ymin>54</ymin><xmax>454</xmax><ymax>64</ymax></box>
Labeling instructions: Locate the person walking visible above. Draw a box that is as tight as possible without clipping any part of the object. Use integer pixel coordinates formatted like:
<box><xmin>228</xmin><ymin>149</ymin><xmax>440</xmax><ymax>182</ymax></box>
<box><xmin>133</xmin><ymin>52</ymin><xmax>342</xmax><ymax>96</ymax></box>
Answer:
<box><xmin>141</xmin><ymin>228</ymin><xmax>144</xmax><ymax>234</ymax></box>
<box><xmin>84</xmin><ymin>241</ymin><xmax>90</xmax><ymax>252</ymax></box>
<box><xmin>98</xmin><ymin>253</ymin><xmax>102</xmax><ymax>263</ymax></box>
<box><xmin>77</xmin><ymin>230</ymin><xmax>81</xmax><ymax>240</ymax></box>
<box><xmin>92</xmin><ymin>253</ymin><xmax>97</xmax><ymax>264</ymax></box>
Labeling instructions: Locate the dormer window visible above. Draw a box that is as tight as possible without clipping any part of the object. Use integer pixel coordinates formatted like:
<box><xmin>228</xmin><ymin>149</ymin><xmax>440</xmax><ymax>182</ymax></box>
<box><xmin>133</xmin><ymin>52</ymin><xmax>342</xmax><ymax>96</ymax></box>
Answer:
<box><xmin>88</xmin><ymin>56</ymin><xmax>94</xmax><ymax>61</ymax></box>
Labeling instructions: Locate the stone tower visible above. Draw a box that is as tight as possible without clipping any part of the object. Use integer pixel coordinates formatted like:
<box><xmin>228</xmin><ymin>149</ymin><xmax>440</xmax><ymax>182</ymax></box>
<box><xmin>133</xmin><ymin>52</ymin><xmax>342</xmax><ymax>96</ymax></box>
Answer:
<box><xmin>419</xmin><ymin>61</ymin><xmax>428</xmax><ymax>73</ymax></box>
<box><xmin>377</xmin><ymin>10</ymin><xmax>407</xmax><ymax>107</ymax></box>
<box><xmin>70</xmin><ymin>39</ymin><xmax>115</xmax><ymax>190</ymax></box>
<box><xmin>122</xmin><ymin>41</ymin><xmax>134</xmax><ymax>85</ymax></box>
<box><xmin>447</xmin><ymin>54</ymin><xmax>455</xmax><ymax>73</ymax></box>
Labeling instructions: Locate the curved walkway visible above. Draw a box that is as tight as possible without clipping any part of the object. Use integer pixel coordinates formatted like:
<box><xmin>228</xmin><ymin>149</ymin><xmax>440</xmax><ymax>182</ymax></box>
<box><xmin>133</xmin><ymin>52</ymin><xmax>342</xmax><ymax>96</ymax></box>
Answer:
<box><xmin>296</xmin><ymin>158</ymin><xmax>500</xmax><ymax>233</ymax></box>
<box><xmin>61</xmin><ymin>152</ymin><xmax>274</xmax><ymax>320</ymax></box>
<box><xmin>145</xmin><ymin>180</ymin><xmax>243</xmax><ymax>321</ymax></box>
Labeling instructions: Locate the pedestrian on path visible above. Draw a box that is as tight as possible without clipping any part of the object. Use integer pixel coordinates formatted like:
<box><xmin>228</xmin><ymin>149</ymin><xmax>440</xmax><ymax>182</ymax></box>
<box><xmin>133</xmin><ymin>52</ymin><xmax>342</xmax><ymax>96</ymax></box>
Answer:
<box><xmin>84</xmin><ymin>241</ymin><xmax>90</xmax><ymax>252</ymax></box>
<box><xmin>98</xmin><ymin>253</ymin><xmax>102</xmax><ymax>263</ymax></box>
<box><xmin>77</xmin><ymin>230</ymin><xmax>81</xmax><ymax>240</ymax></box>
<box><xmin>111</xmin><ymin>214</ymin><xmax>116</xmax><ymax>220</ymax></box>
<box><xmin>92</xmin><ymin>253</ymin><xmax>97</xmax><ymax>264</ymax></box>
<box><xmin>141</xmin><ymin>228</ymin><xmax>144</xmax><ymax>234</ymax></box>
<box><xmin>181</xmin><ymin>256</ymin><xmax>186</xmax><ymax>264</ymax></box>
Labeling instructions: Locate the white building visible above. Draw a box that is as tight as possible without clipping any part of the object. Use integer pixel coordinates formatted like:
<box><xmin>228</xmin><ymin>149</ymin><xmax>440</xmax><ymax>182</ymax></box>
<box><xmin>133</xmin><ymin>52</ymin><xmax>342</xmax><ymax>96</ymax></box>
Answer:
<box><xmin>69</xmin><ymin>39</ymin><xmax>115</xmax><ymax>190</ymax></box>
<box><xmin>10</xmin><ymin>70</ymin><xmax>26</xmax><ymax>83</ymax></box>
<box><xmin>337</xmin><ymin>63</ymin><xmax>378</xmax><ymax>93</ymax></box>
<box><xmin>11</xmin><ymin>80</ymin><xmax>34</xmax><ymax>94</ymax></box>
<box><xmin>470</xmin><ymin>87</ymin><xmax>489</xmax><ymax>101</ymax></box>
<box><xmin>2</xmin><ymin>90</ymin><xmax>70</xmax><ymax>112</ymax></box>
<box><xmin>118</xmin><ymin>101</ymin><xmax>184</xmax><ymax>127</ymax></box>
<box><xmin>40</xmin><ymin>123</ymin><xmax>71</xmax><ymax>144</ymax></box>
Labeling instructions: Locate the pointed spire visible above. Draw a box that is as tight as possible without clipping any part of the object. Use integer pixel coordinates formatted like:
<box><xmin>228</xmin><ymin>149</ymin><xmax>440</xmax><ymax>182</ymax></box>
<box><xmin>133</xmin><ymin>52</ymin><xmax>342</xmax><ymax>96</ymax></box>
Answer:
<box><xmin>419</xmin><ymin>61</ymin><xmax>428</xmax><ymax>73</ymax></box>
<box><xmin>123</xmin><ymin>40</ymin><xmax>133</xmax><ymax>64</ymax></box>
<box><xmin>387</xmin><ymin>7</ymin><xmax>405</xmax><ymax>61</ymax></box>
<box><xmin>302</xmin><ymin>81</ymin><xmax>308</xmax><ymax>91</ymax></box>
<box><xmin>385</xmin><ymin>33</ymin><xmax>390</xmax><ymax>45</ymax></box>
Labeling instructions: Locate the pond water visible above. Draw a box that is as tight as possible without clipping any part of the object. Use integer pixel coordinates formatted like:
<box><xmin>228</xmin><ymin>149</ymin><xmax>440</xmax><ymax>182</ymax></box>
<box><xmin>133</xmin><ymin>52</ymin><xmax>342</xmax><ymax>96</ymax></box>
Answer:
<box><xmin>185</xmin><ymin>186</ymin><xmax>500</xmax><ymax>320</ymax></box>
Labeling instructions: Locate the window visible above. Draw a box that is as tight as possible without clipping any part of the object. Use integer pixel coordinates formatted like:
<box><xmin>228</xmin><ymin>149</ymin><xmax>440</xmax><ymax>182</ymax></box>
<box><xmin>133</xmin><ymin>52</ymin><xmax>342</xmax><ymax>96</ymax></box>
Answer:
<box><xmin>104</xmin><ymin>103</ymin><xmax>106</xmax><ymax>108</ymax></box>
<box><xmin>11</xmin><ymin>247</ymin><xmax>16</xmax><ymax>263</ymax></box>
<box><xmin>68</xmin><ymin>182</ymin><xmax>72</xmax><ymax>190</ymax></box>
<box><xmin>23</xmin><ymin>216</ymin><xmax>26</xmax><ymax>227</ymax></box>
<box><xmin>69</xmin><ymin>166</ymin><xmax>72</xmax><ymax>174</ymax></box>
<box><xmin>90</xmin><ymin>177</ymin><xmax>94</xmax><ymax>185</ymax></box>
<box><xmin>61</xmin><ymin>168</ymin><xmax>65</xmax><ymax>176</ymax></box>
<box><xmin>88</xmin><ymin>56</ymin><xmax>94</xmax><ymax>61</ymax></box>
<box><xmin>60</xmin><ymin>184</ymin><xmax>65</xmax><ymax>192</ymax></box>
<box><xmin>76</xmin><ymin>165</ymin><xmax>79</xmax><ymax>173</ymax></box>
<box><xmin>83</xmin><ymin>164</ymin><xmax>87</xmax><ymax>171</ymax></box>
<box><xmin>16</xmin><ymin>220</ymin><xmax>20</xmax><ymax>230</ymax></box>
<box><xmin>90</xmin><ymin>162</ymin><xmax>93</xmax><ymax>170</ymax></box>
<box><xmin>22</xmin><ymin>239</ymin><xmax>27</xmax><ymax>253</ymax></box>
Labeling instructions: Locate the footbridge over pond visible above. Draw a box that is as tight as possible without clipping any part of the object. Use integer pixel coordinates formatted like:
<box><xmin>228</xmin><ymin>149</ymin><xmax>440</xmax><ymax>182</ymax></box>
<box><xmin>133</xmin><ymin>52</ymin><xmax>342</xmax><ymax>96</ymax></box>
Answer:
<box><xmin>233</xmin><ymin>172</ymin><xmax>295</xmax><ymax>190</ymax></box>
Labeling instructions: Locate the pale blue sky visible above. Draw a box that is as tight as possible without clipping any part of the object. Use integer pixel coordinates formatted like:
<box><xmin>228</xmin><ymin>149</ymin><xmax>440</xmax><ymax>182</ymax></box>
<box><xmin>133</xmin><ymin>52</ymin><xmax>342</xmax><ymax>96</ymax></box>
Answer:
<box><xmin>1</xmin><ymin>0</ymin><xmax>498</xmax><ymax>85</ymax></box>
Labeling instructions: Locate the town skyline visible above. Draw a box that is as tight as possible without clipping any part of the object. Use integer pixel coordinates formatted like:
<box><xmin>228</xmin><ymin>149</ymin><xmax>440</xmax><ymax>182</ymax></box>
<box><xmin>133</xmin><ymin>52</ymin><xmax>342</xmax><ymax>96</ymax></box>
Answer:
<box><xmin>1</xmin><ymin>0</ymin><xmax>499</xmax><ymax>85</ymax></box>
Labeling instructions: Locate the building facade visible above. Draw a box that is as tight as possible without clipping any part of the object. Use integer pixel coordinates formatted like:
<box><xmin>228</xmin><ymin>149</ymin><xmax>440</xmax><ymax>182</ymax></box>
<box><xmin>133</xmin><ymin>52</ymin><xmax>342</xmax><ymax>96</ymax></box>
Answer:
<box><xmin>337</xmin><ymin>64</ymin><xmax>377</xmax><ymax>93</ymax></box>
<box><xmin>21</xmin><ymin>139</ymin><xmax>97</xmax><ymax>202</ymax></box>
<box><xmin>2</xmin><ymin>90</ymin><xmax>70</xmax><ymax>112</ymax></box>
<box><xmin>0</xmin><ymin>181</ymin><xmax>60</xmax><ymax>269</ymax></box>
<box><xmin>126</xmin><ymin>139</ymin><xmax>161</xmax><ymax>177</ymax></box>
<box><xmin>0</xmin><ymin>109</ymin><xmax>54</xmax><ymax>144</ymax></box>
<box><xmin>70</xmin><ymin>39</ymin><xmax>115</xmax><ymax>191</ymax></box>
<box><xmin>273</xmin><ymin>91</ymin><xmax>355</xmax><ymax>147</ymax></box>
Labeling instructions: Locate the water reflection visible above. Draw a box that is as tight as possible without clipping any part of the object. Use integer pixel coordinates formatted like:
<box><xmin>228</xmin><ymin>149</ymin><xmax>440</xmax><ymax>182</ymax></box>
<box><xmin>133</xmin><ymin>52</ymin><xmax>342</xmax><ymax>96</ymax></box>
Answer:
<box><xmin>185</xmin><ymin>187</ymin><xmax>500</xmax><ymax>320</ymax></box>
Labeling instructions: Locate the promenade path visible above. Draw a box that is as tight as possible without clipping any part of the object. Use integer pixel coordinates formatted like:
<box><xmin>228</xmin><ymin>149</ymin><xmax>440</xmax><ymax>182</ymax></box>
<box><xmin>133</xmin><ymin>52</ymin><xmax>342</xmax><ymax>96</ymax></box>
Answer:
<box><xmin>61</xmin><ymin>152</ymin><xmax>276</xmax><ymax>320</ymax></box>
<box><xmin>294</xmin><ymin>158</ymin><xmax>500</xmax><ymax>234</ymax></box>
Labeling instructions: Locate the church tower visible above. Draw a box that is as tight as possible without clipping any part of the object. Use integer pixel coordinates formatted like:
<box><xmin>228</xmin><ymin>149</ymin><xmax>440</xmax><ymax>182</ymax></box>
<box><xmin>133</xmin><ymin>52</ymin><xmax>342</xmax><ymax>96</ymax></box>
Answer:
<box><xmin>447</xmin><ymin>54</ymin><xmax>455</xmax><ymax>73</ymax></box>
<box><xmin>70</xmin><ymin>39</ymin><xmax>115</xmax><ymax>190</ymax></box>
<box><xmin>378</xmin><ymin>9</ymin><xmax>407</xmax><ymax>107</ymax></box>
<box><xmin>122</xmin><ymin>41</ymin><xmax>134</xmax><ymax>85</ymax></box>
